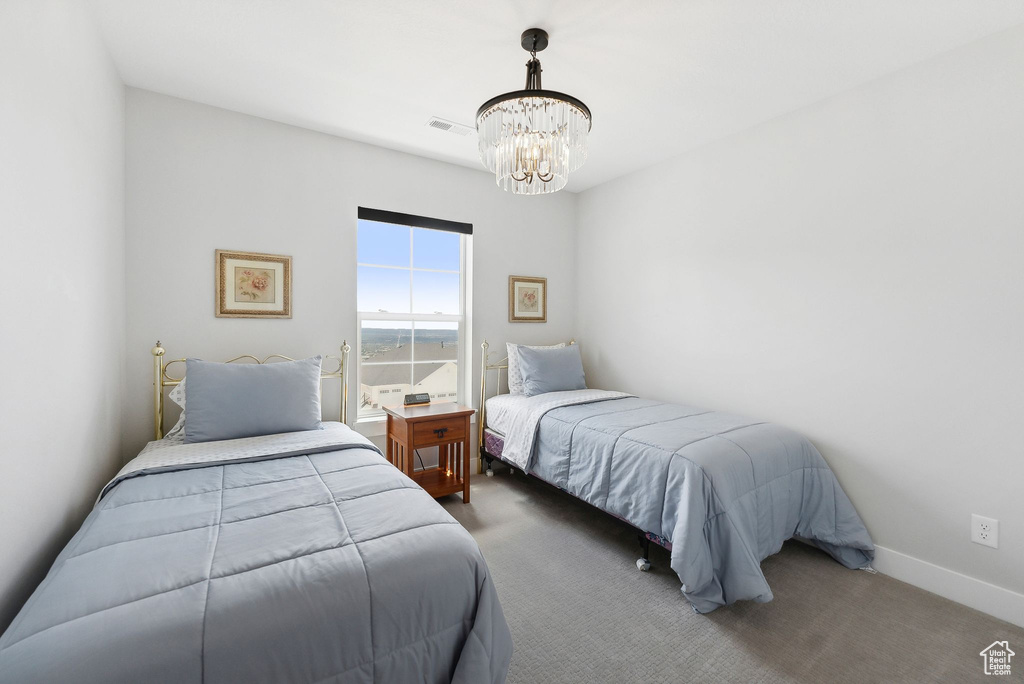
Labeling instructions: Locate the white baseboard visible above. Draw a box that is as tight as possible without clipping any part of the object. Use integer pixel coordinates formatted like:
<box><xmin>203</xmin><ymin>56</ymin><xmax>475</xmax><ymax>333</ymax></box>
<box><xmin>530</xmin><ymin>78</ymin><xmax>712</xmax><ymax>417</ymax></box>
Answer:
<box><xmin>872</xmin><ymin>545</ymin><xmax>1024</xmax><ymax>629</ymax></box>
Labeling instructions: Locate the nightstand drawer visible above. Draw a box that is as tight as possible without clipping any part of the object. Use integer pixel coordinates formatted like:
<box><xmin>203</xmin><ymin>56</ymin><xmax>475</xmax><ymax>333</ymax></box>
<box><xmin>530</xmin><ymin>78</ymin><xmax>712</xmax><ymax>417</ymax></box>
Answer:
<box><xmin>412</xmin><ymin>419</ymin><xmax>467</xmax><ymax>447</ymax></box>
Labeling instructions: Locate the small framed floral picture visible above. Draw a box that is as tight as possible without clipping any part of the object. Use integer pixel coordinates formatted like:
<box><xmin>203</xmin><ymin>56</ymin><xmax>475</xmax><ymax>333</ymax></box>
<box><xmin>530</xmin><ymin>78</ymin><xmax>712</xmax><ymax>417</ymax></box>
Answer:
<box><xmin>215</xmin><ymin>250</ymin><xmax>292</xmax><ymax>318</ymax></box>
<box><xmin>509</xmin><ymin>275</ymin><xmax>547</xmax><ymax>323</ymax></box>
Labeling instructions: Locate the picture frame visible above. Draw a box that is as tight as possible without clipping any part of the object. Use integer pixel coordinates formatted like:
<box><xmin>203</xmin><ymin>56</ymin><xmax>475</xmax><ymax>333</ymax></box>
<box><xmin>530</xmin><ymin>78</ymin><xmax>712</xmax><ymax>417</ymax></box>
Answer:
<box><xmin>508</xmin><ymin>275</ymin><xmax>547</xmax><ymax>323</ymax></box>
<box><xmin>215</xmin><ymin>249</ymin><xmax>292</xmax><ymax>318</ymax></box>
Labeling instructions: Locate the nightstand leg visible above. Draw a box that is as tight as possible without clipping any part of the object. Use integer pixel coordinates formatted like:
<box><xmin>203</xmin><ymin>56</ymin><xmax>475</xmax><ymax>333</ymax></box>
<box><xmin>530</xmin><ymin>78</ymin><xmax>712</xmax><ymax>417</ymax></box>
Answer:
<box><xmin>462</xmin><ymin>432</ymin><xmax>470</xmax><ymax>503</ymax></box>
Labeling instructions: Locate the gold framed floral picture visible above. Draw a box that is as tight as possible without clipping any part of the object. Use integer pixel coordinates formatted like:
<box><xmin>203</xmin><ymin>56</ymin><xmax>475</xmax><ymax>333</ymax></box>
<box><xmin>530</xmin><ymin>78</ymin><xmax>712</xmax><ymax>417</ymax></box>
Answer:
<box><xmin>215</xmin><ymin>250</ymin><xmax>292</xmax><ymax>318</ymax></box>
<box><xmin>509</xmin><ymin>275</ymin><xmax>547</xmax><ymax>323</ymax></box>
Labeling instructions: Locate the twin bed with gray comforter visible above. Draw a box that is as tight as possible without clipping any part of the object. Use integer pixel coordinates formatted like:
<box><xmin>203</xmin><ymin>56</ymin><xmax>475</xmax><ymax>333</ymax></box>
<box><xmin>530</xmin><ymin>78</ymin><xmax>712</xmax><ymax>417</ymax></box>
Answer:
<box><xmin>484</xmin><ymin>389</ymin><xmax>875</xmax><ymax>613</ymax></box>
<box><xmin>0</xmin><ymin>424</ymin><xmax>513</xmax><ymax>683</ymax></box>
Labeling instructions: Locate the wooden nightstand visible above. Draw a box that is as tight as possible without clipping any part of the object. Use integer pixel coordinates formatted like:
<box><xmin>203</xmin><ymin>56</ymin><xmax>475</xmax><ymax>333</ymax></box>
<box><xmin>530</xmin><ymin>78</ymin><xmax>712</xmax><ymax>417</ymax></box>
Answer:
<box><xmin>383</xmin><ymin>403</ymin><xmax>475</xmax><ymax>503</ymax></box>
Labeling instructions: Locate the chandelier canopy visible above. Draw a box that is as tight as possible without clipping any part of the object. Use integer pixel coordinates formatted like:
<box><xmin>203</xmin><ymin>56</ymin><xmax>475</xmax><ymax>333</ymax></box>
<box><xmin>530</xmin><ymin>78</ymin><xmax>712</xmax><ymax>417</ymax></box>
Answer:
<box><xmin>476</xmin><ymin>28</ymin><xmax>592</xmax><ymax>195</ymax></box>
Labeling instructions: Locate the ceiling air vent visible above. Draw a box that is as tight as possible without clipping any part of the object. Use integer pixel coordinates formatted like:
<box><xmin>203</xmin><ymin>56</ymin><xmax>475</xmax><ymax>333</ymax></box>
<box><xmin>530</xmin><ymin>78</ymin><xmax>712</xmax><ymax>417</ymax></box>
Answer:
<box><xmin>426</xmin><ymin>117</ymin><xmax>474</xmax><ymax>137</ymax></box>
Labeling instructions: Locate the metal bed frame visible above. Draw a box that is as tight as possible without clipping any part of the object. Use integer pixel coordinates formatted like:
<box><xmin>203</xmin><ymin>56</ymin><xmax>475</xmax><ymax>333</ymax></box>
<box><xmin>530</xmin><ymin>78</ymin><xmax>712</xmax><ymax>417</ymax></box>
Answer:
<box><xmin>475</xmin><ymin>339</ymin><xmax>667</xmax><ymax>571</ymax></box>
<box><xmin>150</xmin><ymin>340</ymin><xmax>351</xmax><ymax>440</ymax></box>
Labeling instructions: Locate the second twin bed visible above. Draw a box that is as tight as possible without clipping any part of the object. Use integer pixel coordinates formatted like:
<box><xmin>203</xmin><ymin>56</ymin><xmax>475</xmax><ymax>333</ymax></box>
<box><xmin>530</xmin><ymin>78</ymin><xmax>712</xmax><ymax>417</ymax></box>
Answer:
<box><xmin>478</xmin><ymin>340</ymin><xmax>874</xmax><ymax>614</ymax></box>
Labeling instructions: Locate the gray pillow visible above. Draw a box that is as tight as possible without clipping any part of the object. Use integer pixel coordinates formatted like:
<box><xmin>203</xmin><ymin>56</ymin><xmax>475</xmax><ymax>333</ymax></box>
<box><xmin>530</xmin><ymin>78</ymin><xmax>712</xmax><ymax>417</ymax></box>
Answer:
<box><xmin>506</xmin><ymin>342</ymin><xmax>566</xmax><ymax>395</ymax></box>
<box><xmin>184</xmin><ymin>356</ymin><xmax>323</xmax><ymax>443</ymax></box>
<box><xmin>518</xmin><ymin>345</ymin><xmax>587</xmax><ymax>397</ymax></box>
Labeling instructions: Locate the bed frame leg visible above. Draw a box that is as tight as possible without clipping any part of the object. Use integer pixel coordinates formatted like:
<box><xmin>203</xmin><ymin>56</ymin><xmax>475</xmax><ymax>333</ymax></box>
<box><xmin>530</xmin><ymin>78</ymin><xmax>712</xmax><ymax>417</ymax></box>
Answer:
<box><xmin>636</xmin><ymin>533</ymin><xmax>652</xmax><ymax>572</ymax></box>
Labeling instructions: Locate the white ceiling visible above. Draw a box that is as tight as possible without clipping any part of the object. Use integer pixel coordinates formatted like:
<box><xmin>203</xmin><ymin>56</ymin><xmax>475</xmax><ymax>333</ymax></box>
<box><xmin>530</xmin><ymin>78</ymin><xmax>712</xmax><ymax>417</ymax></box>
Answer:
<box><xmin>89</xmin><ymin>0</ymin><xmax>1024</xmax><ymax>192</ymax></box>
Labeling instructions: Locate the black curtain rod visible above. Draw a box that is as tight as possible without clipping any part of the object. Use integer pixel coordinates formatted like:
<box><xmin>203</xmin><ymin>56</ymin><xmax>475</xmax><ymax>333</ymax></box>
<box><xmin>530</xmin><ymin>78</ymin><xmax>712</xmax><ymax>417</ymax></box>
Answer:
<box><xmin>357</xmin><ymin>207</ymin><xmax>472</xmax><ymax>235</ymax></box>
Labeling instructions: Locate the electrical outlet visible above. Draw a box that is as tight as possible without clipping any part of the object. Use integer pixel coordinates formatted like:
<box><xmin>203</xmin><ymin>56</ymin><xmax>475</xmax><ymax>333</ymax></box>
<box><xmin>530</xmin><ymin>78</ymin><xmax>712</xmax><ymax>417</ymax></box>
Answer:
<box><xmin>971</xmin><ymin>514</ymin><xmax>999</xmax><ymax>549</ymax></box>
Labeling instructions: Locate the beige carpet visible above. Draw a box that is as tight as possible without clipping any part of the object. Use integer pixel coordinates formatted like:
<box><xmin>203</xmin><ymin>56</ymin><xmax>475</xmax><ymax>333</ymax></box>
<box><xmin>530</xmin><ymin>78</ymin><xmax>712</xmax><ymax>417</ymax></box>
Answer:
<box><xmin>441</xmin><ymin>465</ymin><xmax>1023</xmax><ymax>684</ymax></box>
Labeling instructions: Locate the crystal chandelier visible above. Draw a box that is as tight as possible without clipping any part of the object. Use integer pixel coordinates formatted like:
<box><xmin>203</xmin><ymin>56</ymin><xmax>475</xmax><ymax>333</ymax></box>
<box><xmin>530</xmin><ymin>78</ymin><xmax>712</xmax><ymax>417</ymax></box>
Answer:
<box><xmin>476</xmin><ymin>29</ymin><xmax>592</xmax><ymax>195</ymax></box>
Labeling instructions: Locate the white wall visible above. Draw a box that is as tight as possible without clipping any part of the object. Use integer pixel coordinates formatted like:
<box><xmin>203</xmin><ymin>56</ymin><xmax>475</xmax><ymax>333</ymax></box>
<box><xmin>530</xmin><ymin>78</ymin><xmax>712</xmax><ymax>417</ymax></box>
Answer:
<box><xmin>123</xmin><ymin>90</ymin><xmax>577</xmax><ymax>456</ymax></box>
<box><xmin>0</xmin><ymin>1</ymin><xmax>126</xmax><ymax>629</ymax></box>
<box><xmin>577</xmin><ymin>25</ymin><xmax>1024</xmax><ymax>616</ymax></box>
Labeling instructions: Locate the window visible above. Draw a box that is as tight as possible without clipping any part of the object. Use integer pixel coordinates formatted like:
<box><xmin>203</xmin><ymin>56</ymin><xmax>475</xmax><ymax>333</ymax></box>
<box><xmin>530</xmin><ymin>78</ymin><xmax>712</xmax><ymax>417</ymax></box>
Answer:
<box><xmin>356</xmin><ymin>208</ymin><xmax>471</xmax><ymax>420</ymax></box>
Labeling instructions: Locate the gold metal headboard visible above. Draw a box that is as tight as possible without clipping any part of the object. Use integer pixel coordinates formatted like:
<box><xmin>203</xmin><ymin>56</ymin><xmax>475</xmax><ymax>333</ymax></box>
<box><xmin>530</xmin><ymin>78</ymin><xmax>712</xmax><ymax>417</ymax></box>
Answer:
<box><xmin>151</xmin><ymin>340</ymin><xmax>351</xmax><ymax>440</ymax></box>
<box><xmin>476</xmin><ymin>338</ymin><xmax>574</xmax><ymax>471</ymax></box>
<box><xmin>477</xmin><ymin>339</ymin><xmax>508</xmax><ymax>460</ymax></box>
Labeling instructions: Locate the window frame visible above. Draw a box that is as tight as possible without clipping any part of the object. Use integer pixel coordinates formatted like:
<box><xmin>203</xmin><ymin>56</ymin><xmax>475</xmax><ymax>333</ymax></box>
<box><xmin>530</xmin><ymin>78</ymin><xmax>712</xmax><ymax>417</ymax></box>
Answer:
<box><xmin>356</xmin><ymin>219</ymin><xmax>469</xmax><ymax>422</ymax></box>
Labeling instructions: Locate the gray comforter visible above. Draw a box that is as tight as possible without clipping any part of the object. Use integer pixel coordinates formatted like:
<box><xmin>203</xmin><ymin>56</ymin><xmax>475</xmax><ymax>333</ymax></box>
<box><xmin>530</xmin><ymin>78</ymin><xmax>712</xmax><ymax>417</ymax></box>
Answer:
<box><xmin>0</xmin><ymin>427</ymin><xmax>512</xmax><ymax>683</ymax></box>
<box><xmin>529</xmin><ymin>396</ymin><xmax>874</xmax><ymax>613</ymax></box>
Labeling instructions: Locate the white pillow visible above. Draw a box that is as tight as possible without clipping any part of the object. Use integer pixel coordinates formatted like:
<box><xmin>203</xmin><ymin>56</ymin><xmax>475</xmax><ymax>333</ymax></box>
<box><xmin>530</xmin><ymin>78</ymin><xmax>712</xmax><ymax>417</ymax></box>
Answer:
<box><xmin>164</xmin><ymin>377</ymin><xmax>186</xmax><ymax>440</ymax></box>
<box><xmin>506</xmin><ymin>342</ymin><xmax>566</xmax><ymax>395</ymax></box>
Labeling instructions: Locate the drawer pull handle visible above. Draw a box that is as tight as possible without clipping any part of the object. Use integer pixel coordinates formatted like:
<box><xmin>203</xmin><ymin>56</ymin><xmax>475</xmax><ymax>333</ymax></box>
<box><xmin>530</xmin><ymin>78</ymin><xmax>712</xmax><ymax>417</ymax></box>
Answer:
<box><xmin>433</xmin><ymin>427</ymin><xmax>449</xmax><ymax>438</ymax></box>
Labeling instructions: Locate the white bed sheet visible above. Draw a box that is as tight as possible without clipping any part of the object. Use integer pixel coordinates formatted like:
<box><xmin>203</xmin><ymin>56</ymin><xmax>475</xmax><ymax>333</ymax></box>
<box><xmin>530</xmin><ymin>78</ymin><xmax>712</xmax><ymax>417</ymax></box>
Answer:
<box><xmin>484</xmin><ymin>394</ymin><xmax>530</xmax><ymax>437</ymax></box>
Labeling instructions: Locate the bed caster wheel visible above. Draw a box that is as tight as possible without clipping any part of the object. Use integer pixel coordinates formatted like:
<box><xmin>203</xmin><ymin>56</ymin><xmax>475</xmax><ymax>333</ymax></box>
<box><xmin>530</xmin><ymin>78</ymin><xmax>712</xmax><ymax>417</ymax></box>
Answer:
<box><xmin>636</xmin><ymin>558</ymin><xmax>651</xmax><ymax>572</ymax></box>
<box><xmin>510</xmin><ymin>468</ymin><xmax>516</xmax><ymax>475</ymax></box>
<box><xmin>485</xmin><ymin>468</ymin><xmax>494</xmax><ymax>477</ymax></box>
